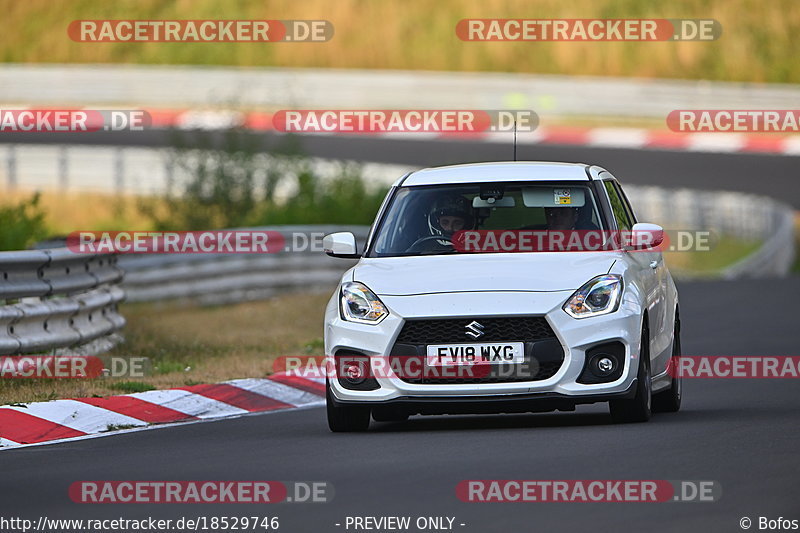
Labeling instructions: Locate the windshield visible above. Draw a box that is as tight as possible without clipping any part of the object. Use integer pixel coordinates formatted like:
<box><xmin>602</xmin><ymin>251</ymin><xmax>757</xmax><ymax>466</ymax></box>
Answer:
<box><xmin>368</xmin><ymin>182</ymin><xmax>605</xmax><ymax>257</ymax></box>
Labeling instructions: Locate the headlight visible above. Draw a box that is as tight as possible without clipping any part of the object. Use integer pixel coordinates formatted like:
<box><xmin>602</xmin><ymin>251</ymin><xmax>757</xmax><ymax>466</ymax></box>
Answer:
<box><xmin>563</xmin><ymin>275</ymin><xmax>623</xmax><ymax>319</ymax></box>
<box><xmin>340</xmin><ymin>282</ymin><xmax>388</xmax><ymax>324</ymax></box>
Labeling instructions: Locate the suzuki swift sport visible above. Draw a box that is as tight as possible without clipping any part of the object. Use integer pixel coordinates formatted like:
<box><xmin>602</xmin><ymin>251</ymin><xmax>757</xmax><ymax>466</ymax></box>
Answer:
<box><xmin>322</xmin><ymin>162</ymin><xmax>681</xmax><ymax>431</ymax></box>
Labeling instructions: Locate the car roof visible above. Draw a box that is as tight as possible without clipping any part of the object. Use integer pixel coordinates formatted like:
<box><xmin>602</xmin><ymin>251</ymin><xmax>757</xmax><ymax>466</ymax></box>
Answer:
<box><xmin>401</xmin><ymin>161</ymin><xmax>593</xmax><ymax>186</ymax></box>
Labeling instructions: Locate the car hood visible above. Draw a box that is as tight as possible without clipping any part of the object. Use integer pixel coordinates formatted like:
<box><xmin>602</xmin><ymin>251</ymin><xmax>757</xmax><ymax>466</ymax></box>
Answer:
<box><xmin>353</xmin><ymin>253</ymin><xmax>618</xmax><ymax>295</ymax></box>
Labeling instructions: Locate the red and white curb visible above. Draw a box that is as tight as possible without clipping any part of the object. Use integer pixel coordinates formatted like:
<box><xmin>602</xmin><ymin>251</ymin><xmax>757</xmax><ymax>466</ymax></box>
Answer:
<box><xmin>142</xmin><ymin>109</ymin><xmax>800</xmax><ymax>156</ymax></box>
<box><xmin>7</xmin><ymin>107</ymin><xmax>798</xmax><ymax>156</ymax></box>
<box><xmin>0</xmin><ymin>373</ymin><xmax>324</xmax><ymax>449</ymax></box>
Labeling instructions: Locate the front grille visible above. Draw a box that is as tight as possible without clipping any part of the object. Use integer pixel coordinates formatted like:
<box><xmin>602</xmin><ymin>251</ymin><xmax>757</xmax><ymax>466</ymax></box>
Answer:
<box><xmin>395</xmin><ymin>316</ymin><xmax>555</xmax><ymax>344</ymax></box>
<box><xmin>391</xmin><ymin>316</ymin><xmax>564</xmax><ymax>384</ymax></box>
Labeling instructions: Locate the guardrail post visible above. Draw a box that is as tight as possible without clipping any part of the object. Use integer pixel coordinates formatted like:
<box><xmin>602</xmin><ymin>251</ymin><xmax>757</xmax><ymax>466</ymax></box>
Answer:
<box><xmin>114</xmin><ymin>147</ymin><xmax>125</xmax><ymax>194</ymax></box>
<box><xmin>58</xmin><ymin>145</ymin><xmax>69</xmax><ymax>190</ymax></box>
<box><xmin>164</xmin><ymin>157</ymin><xmax>175</xmax><ymax>191</ymax></box>
<box><xmin>6</xmin><ymin>144</ymin><xmax>16</xmax><ymax>190</ymax></box>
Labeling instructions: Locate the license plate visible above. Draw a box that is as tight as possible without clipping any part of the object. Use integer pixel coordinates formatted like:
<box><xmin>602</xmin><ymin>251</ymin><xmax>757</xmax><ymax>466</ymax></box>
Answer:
<box><xmin>426</xmin><ymin>342</ymin><xmax>525</xmax><ymax>366</ymax></box>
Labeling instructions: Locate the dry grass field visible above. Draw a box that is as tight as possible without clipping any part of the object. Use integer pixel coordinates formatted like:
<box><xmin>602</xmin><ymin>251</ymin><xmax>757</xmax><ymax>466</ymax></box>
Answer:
<box><xmin>1</xmin><ymin>0</ymin><xmax>797</xmax><ymax>83</ymax></box>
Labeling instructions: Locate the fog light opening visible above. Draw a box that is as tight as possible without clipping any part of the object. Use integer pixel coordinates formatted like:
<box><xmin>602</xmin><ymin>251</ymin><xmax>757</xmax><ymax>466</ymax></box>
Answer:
<box><xmin>592</xmin><ymin>355</ymin><xmax>617</xmax><ymax>377</ymax></box>
<box><xmin>578</xmin><ymin>342</ymin><xmax>625</xmax><ymax>385</ymax></box>
<box><xmin>342</xmin><ymin>359</ymin><xmax>368</xmax><ymax>384</ymax></box>
<box><xmin>598</xmin><ymin>357</ymin><xmax>614</xmax><ymax>373</ymax></box>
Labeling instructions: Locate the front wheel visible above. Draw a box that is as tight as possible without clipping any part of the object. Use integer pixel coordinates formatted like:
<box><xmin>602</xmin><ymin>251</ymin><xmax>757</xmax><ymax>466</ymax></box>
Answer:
<box><xmin>653</xmin><ymin>312</ymin><xmax>682</xmax><ymax>413</ymax></box>
<box><xmin>326</xmin><ymin>382</ymin><xmax>371</xmax><ymax>432</ymax></box>
<box><xmin>609</xmin><ymin>323</ymin><xmax>652</xmax><ymax>423</ymax></box>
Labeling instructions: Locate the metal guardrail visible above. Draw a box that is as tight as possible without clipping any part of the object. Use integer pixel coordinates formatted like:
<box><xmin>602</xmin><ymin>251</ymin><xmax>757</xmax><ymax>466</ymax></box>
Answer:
<box><xmin>121</xmin><ymin>254</ymin><xmax>357</xmax><ymax>305</ymax></box>
<box><xmin>626</xmin><ymin>186</ymin><xmax>796</xmax><ymax>278</ymax></box>
<box><xmin>119</xmin><ymin>226</ymin><xmax>368</xmax><ymax>305</ymax></box>
<box><xmin>721</xmin><ymin>207</ymin><xmax>796</xmax><ymax>279</ymax></box>
<box><xmin>0</xmin><ymin>249</ymin><xmax>125</xmax><ymax>356</ymax></box>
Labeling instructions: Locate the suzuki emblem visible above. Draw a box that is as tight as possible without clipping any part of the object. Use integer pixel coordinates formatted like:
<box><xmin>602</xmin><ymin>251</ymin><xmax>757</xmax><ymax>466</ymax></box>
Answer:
<box><xmin>465</xmin><ymin>321</ymin><xmax>485</xmax><ymax>339</ymax></box>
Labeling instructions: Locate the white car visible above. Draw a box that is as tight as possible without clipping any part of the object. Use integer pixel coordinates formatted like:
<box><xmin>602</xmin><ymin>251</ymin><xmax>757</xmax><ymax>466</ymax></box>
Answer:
<box><xmin>322</xmin><ymin>162</ymin><xmax>681</xmax><ymax>431</ymax></box>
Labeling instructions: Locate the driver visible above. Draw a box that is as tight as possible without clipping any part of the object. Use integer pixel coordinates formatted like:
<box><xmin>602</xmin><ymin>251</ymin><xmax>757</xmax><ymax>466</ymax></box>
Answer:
<box><xmin>427</xmin><ymin>195</ymin><xmax>475</xmax><ymax>245</ymax></box>
<box><xmin>545</xmin><ymin>206</ymin><xmax>580</xmax><ymax>230</ymax></box>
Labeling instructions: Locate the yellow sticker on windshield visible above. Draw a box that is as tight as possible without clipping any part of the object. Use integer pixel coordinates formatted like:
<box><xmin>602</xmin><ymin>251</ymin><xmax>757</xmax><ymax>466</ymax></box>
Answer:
<box><xmin>554</xmin><ymin>188</ymin><xmax>572</xmax><ymax>204</ymax></box>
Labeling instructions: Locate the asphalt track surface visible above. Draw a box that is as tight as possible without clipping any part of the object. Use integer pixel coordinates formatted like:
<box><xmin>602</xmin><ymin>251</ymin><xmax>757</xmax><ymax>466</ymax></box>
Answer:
<box><xmin>4</xmin><ymin>130</ymin><xmax>800</xmax><ymax>207</ymax></box>
<box><xmin>1</xmin><ymin>277</ymin><xmax>799</xmax><ymax>532</ymax></box>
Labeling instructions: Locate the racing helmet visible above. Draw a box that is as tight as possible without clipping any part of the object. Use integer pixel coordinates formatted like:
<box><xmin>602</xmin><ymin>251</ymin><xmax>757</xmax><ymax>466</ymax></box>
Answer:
<box><xmin>427</xmin><ymin>194</ymin><xmax>475</xmax><ymax>240</ymax></box>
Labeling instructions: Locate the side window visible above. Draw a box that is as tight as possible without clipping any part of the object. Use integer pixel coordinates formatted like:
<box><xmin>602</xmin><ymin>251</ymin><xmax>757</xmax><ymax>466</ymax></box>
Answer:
<box><xmin>613</xmin><ymin>181</ymin><xmax>638</xmax><ymax>225</ymax></box>
<box><xmin>603</xmin><ymin>180</ymin><xmax>633</xmax><ymax>231</ymax></box>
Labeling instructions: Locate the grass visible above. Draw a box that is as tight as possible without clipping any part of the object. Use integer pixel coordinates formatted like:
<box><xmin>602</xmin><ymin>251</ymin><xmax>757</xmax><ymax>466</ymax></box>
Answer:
<box><xmin>103</xmin><ymin>423</ymin><xmax>141</xmax><ymax>432</ymax></box>
<box><xmin>0</xmin><ymin>190</ymin><xmax>156</xmax><ymax>237</ymax></box>
<box><xmin>0</xmin><ymin>291</ymin><xmax>330</xmax><ymax>404</ymax></box>
<box><xmin>664</xmin><ymin>235</ymin><xmax>763</xmax><ymax>274</ymax></box>
<box><xmin>106</xmin><ymin>381</ymin><xmax>155</xmax><ymax>393</ymax></box>
<box><xmin>0</xmin><ymin>0</ymin><xmax>798</xmax><ymax>83</ymax></box>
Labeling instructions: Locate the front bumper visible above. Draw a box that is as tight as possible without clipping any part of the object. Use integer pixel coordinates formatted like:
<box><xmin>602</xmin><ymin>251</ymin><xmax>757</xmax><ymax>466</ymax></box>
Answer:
<box><xmin>333</xmin><ymin>382</ymin><xmax>638</xmax><ymax>416</ymax></box>
<box><xmin>325</xmin><ymin>290</ymin><xmax>643</xmax><ymax>407</ymax></box>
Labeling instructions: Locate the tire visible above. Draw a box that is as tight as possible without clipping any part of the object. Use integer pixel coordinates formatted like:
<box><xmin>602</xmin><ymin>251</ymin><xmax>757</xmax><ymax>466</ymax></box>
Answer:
<box><xmin>609</xmin><ymin>323</ymin><xmax>652</xmax><ymax>423</ymax></box>
<box><xmin>653</xmin><ymin>311</ymin><xmax>682</xmax><ymax>413</ymax></box>
<box><xmin>326</xmin><ymin>381</ymin><xmax>371</xmax><ymax>432</ymax></box>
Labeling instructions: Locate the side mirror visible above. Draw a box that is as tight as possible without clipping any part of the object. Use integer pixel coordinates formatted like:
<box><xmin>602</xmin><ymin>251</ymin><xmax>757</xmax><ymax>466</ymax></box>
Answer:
<box><xmin>323</xmin><ymin>232</ymin><xmax>360</xmax><ymax>258</ymax></box>
<box><xmin>628</xmin><ymin>223</ymin><xmax>664</xmax><ymax>250</ymax></box>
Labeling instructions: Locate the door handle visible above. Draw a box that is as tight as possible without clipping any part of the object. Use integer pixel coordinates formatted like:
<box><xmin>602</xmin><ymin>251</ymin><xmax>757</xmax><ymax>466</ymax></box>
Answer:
<box><xmin>649</xmin><ymin>260</ymin><xmax>658</xmax><ymax>269</ymax></box>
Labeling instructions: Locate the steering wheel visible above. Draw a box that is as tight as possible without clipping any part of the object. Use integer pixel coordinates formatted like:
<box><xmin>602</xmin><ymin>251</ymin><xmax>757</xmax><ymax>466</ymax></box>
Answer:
<box><xmin>406</xmin><ymin>235</ymin><xmax>453</xmax><ymax>252</ymax></box>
